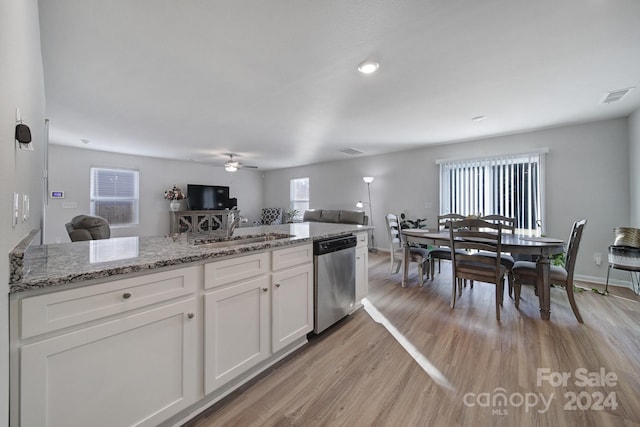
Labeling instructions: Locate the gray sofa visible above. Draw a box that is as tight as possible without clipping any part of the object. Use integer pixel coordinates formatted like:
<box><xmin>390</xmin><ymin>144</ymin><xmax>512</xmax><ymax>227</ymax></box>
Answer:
<box><xmin>302</xmin><ymin>209</ymin><xmax>368</xmax><ymax>225</ymax></box>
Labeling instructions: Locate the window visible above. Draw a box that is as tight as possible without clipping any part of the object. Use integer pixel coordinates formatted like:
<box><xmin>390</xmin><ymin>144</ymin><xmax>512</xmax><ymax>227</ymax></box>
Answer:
<box><xmin>290</xmin><ymin>177</ymin><xmax>309</xmax><ymax>220</ymax></box>
<box><xmin>90</xmin><ymin>167</ymin><xmax>139</xmax><ymax>226</ymax></box>
<box><xmin>439</xmin><ymin>152</ymin><xmax>545</xmax><ymax>233</ymax></box>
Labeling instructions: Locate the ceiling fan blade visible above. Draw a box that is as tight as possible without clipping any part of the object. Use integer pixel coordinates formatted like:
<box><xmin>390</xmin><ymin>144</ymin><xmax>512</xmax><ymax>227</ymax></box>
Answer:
<box><xmin>223</xmin><ymin>154</ymin><xmax>258</xmax><ymax>170</ymax></box>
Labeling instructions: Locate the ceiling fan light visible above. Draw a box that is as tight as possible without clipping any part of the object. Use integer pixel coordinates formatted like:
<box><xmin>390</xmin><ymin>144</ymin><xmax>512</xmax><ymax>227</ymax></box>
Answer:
<box><xmin>225</xmin><ymin>164</ymin><xmax>237</xmax><ymax>172</ymax></box>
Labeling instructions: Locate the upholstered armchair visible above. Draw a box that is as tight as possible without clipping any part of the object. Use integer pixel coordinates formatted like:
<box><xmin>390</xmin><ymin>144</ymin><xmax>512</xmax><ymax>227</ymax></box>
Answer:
<box><xmin>254</xmin><ymin>208</ymin><xmax>283</xmax><ymax>226</ymax></box>
<box><xmin>65</xmin><ymin>215</ymin><xmax>111</xmax><ymax>241</ymax></box>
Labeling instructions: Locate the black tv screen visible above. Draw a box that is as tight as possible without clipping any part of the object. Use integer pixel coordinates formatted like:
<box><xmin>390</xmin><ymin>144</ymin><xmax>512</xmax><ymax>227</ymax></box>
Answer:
<box><xmin>187</xmin><ymin>184</ymin><xmax>230</xmax><ymax>210</ymax></box>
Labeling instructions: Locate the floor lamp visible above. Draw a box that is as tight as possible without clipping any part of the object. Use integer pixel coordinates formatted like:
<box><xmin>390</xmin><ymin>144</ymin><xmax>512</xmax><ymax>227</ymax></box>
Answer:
<box><xmin>356</xmin><ymin>176</ymin><xmax>376</xmax><ymax>252</ymax></box>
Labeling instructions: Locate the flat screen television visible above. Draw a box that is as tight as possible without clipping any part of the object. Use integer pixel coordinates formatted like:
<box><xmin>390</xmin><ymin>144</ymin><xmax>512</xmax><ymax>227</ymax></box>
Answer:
<box><xmin>187</xmin><ymin>184</ymin><xmax>230</xmax><ymax>210</ymax></box>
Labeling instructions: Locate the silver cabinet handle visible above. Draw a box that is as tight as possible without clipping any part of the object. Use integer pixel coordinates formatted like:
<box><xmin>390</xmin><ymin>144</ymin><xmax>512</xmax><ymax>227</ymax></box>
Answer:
<box><xmin>187</xmin><ymin>313</ymin><xmax>195</xmax><ymax>319</ymax></box>
<box><xmin>122</xmin><ymin>292</ymin><xmax>132</xmax><ymax>300</ymax></box>
<box><xmin>262</xmin><ymin>287</ymin><xmax>268</xmax><ymax>292</ymax></box>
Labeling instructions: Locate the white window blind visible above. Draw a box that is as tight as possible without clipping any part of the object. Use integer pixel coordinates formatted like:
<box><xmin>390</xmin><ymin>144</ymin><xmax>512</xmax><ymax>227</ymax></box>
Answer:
<box><xmin>439</xmin><ymin>152</ymin><xmax>545</xmax><ymax>233</ymax></box>
<box><xmin>290</xmin><ymin>177</ymin><xmax>309</xmax><ymax>220</ymax></box>
<box><xmin>90</xmin><ymin>167</ymin><xmax>139</xmax><ymax>226</ymax></box>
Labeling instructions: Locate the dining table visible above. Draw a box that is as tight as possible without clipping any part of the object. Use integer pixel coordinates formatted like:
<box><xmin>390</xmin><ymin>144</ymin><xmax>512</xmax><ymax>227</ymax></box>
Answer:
<box><xmin>402</xmin><ymin>229</ymin><xmax>566</xmax><ymax>320</ymax></box>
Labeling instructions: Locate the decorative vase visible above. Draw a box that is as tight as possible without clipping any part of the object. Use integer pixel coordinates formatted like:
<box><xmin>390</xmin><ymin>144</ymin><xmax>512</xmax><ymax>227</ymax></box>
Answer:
<box><xmin>169</xmin><ymin>200</ymin><xmax>181</xmax><ymax>211</ymax></box>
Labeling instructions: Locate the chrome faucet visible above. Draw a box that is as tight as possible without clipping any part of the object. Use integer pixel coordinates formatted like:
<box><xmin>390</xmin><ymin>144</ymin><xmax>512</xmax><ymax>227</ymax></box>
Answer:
<box><xmin>226</xmin><ymin>210</ymin><xmax>241</xmax><ymax>237</ymax></box>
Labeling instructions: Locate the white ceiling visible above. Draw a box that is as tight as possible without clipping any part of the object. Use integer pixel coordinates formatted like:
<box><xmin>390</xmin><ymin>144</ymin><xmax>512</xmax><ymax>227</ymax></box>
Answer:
<box><xmin>38</xmin><ymin>0</ymin><xmax>640</xmax><ymax>171</ymax></box>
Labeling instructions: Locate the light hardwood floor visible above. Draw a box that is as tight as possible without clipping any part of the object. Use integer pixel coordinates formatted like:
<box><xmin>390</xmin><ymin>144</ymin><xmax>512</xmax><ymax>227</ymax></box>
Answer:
<box><xmin>188</xmin><ymin>253</ymin><xmax>640</xmax><ymax>427</ymax></box>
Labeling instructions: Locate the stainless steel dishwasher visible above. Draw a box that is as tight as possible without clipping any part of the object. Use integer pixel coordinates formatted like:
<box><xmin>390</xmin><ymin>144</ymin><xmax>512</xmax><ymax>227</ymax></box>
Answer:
<box><xmin>313</xmin><ymin>234</ymin><xmax>357</xmax><ymax>333</ymax></box>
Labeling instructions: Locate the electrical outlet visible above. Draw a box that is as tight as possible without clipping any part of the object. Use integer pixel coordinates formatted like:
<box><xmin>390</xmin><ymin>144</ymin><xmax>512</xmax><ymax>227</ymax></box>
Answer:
<box><xmin>594</xmin><ymin>252</ymin><xmax>602</xmax><ymax>266</ymax></box>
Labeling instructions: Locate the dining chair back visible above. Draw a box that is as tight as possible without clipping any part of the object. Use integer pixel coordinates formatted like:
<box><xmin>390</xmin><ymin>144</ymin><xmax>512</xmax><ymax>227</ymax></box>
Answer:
<box><xmin>479</xmin><ymin>214</ymin><xmax>515</xmax><ymax>234</ymax></box>
<box><xmin>474</xmin><ymin>214</ymin><xmax>517</xmax><ymax>296</ymax></box>
<box><xmin>385</xmin><ymin>213</ymin><xmax>429</xmax><ymax>285</ymax></box>
<box><xmin>512</xmin><ymin>219</ymin><xmax>587</xmax><ymax>323</ymax></box>
<box><xmin>449</xmin><ymin>218</ymin><xmax>507</xmax><ymax>320</ymax></box>
<box><xmin>439</xmin><ymin>213</ymin><xmax>466</xmax><ymax>229</ymax></box>
<box><xmin>428</xmin><ymin>213</ymin><xmax>466</xmax><ymax>279</ymax></box>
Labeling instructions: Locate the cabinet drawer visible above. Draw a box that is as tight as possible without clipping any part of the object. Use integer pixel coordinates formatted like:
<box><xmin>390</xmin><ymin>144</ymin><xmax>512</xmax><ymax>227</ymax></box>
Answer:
<box><xmin>205</xmin><ymin>252</ymin><xmax>270</xmax><ymax>289</ymax></box>
<box><xmin>21</xmin><ymin>266</ymin><xmax>199</xmax><ymax>339</ymax></box>
<box><xmin>272</xmin><ymin>244</ymin><xmax>313</xmax><ymax>271</ymax></box>
<box><xmin>356</xmin><ymin>232</ymin><xmax>368</xmax><ymax>248</ymax></box>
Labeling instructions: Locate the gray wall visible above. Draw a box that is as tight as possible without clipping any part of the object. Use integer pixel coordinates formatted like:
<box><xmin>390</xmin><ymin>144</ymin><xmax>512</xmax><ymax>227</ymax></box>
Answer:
<box><xmin>0</xmin><ymin>0</ymin><xmax>46</xmax><ymax>422</ymax></box>
<box><xmin>0</xmin><ymin>3</ymin><xmax>636</xmax><ymax>421</ymax></box>
<box><xmin>45</xmin><ymin>145</ymin><xmax>265</xmax><ymax>243</ymax></box>
<box><xmin>264</xmin><ymin>118</ymin><xmax>632</xmax><ymax>284</ymax></box>
<box><xmin>630</xmin><ymin>109</ymin><xmax>640</xmax><ymax>227</ymax></box>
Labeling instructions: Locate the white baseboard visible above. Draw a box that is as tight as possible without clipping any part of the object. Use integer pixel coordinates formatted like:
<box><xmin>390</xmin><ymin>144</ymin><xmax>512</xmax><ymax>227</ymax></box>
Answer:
<box><xmin>374</xmin><ymin>250</ymin><xmax>636</xmax><ymax>291</ymax></box>
<box><xmin>570</xmin><ymin>274</ymin><xmax>633</xmax><ymax>289</ymax></box>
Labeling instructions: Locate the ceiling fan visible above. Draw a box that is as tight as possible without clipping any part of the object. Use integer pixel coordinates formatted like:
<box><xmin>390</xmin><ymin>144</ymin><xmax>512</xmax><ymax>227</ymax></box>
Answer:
<box><xmin>224</xmin><ymin>154</ymin><xmax>258</xmax><ymax>172</ymax></box>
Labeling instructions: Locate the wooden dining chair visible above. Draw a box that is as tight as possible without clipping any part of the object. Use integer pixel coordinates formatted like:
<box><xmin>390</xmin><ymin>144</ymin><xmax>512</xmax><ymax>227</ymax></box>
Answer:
<box><xmin>471</xmin><ymin>215</ymin><xmax>516</xmax><ymax>297</ymax></box>
<box><xmin>512</xmin><ymin>219</ymin><xmax>587</xmax><ymax>323</ymax></box>
<box><xmin>449</xmin><ymin>218</ymin><xmax>507</xmax><ymax>321</ymax></box>
<box><xmin>385</xmin><ymin>213</ymin><xmax>430</xmax><ymax>285</ymax></box>
<box><xmin>429</xmin><ymin>213</ymin><xmax>466</xmax><ymax>279</ymax></box>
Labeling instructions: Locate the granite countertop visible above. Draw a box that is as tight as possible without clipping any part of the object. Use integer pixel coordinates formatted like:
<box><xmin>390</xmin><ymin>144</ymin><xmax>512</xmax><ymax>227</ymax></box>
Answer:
<box><xmin>9</xmin><ymin>222</ymin><xmax>371</xmax><ymax>293</ymax></box>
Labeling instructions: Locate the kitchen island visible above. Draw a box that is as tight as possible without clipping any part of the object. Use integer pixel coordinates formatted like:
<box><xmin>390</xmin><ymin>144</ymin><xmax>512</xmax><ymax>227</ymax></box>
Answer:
<box><xmin>9</xmin><ymin>222</ymin><xmax>370</xmax><ymax>427</ymax></box>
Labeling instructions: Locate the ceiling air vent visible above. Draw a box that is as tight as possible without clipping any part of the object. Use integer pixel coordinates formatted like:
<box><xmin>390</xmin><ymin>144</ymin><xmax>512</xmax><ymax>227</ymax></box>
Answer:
<box><xmin>339</xmin><ymin>147</ymin><xmax>363</xmax><ymax>156</ymax></box>
<box><xmin>602</xmin><ymin>87</ymin><xmax>634</xmax><ymax>104</ymax></box>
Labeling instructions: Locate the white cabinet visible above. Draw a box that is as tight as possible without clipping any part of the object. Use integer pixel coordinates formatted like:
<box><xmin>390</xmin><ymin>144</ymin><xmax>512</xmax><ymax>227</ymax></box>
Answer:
<box><xmin>355</xmin><ymin>232</ymin><xmax>369</xmax><ymax>304</ymax></box>
<box><xmin>204</xmin><ymin>252</ymin><xmax>269</xmax><ymax>289</ymax></box>
<box><xmin>17</xmin><ymin>269</ymin><xmax>201</xmax><ymax>427</ymax></box>
<box><xmin>271</xmin><ymin>244</ymin><xmax>313</xmax><ymax>271</ymax></box>
<box><xmin>203</xmin><ymin>275</ymin><xmax>270</xmax><ymax>393</ymax></box>
<box><xmin>271</xmin><ymin>263</ymin><xmax>313</xmax><ymax>352</ymax></box>
<box><xmin>203</xmin><ymin>243</ymin><xmax>313</xmax><ymax>393</ymax></box>
<box><xmin>12</xmin><ymin>241</ymin><xmax>318</xmax><ymax>426</ymax></box>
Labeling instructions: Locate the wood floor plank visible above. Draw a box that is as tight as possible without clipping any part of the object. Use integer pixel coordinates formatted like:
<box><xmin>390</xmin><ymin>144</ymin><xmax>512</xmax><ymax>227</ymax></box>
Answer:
<box><xmin>188</xmin><ymin>253</ymin><xmax>640</xmax><ymax>427</ymax></box>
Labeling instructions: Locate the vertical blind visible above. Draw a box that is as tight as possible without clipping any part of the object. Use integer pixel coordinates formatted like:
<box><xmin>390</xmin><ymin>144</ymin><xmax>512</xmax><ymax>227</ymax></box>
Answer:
<box><xmin>439</xmin><ymin>152</ymin><xmax>545</xmax><ymax>233</ymax></box>
<box><xmin>90</xmin><ymin>167</ymin><xmax>139</xmax><ymax>226</ymax></box>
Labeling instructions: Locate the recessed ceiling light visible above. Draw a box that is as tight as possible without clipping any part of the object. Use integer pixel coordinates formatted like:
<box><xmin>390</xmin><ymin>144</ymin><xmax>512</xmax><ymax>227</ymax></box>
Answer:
<box><xmin>471</xmin><ymin>115</ymin><xmax>487</xmax><ymax>122</ymax></box>
<box><xmin>357</xmin><ymin>60</ymin><xmax>379</xmax><ymax>74</ymax></box>
<box><xmin>80</xmin><ymin>138</ymin><xmax>91</xmax><ymax>144</ymax></box>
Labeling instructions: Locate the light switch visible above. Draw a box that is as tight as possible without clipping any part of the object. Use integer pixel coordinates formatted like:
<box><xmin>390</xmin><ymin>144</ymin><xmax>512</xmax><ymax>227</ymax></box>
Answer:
<box><xmin>13</xmin><ymin>193</ymin><xmax>19</xmax><ymax>226</ymax></box>
<box><xmin>62</xmin><ymin>202</ymin><xmax>78</xmax><ymax>209</ymax></box>
<box><xmin>22</xmin><ymin>194</ymin><xmax>30</xmax><ymax>221</ymax></box>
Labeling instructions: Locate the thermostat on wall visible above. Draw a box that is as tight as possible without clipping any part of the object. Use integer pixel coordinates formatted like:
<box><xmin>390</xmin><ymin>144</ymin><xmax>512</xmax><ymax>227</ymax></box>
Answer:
<box><xmin>50</xmin><ymin>191</ymin><xmax>65</xmax><ymax>199</ymax></box>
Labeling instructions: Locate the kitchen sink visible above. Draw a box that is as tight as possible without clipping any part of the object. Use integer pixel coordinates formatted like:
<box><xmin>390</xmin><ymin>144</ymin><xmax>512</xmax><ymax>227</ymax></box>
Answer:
<box><xmin>194</xmin><ymin>233</ymin><xmax>293</xmax><ymax>249</ymax></box>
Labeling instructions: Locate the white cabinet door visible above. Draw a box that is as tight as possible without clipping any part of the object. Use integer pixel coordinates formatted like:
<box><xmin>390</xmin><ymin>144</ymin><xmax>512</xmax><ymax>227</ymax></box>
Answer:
<box><xmin>20</xmin><ymin>299</ymin><xmax>198</xmax><ymax>427</ymax></box>
<box><xmin>355</xmin><ymin>245</ymin><xmax>369</xmax><ymax>303</ymax></box>
<box><xmin>204</xmin><ymin>275</ymin><xmax>270</xmax><ymax>394</ymax></box>
<box><xmin>271</xmin><ymin>263</ymin><xmax>313</xmax><ymax>353</ymax></box>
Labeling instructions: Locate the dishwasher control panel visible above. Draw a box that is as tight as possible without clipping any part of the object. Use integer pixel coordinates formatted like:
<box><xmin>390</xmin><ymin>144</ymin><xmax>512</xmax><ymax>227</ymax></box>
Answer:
<box><xmin>313</xmin><ymin>234</ymin><xmax>357</xmax><ymax>255</ymax></box>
